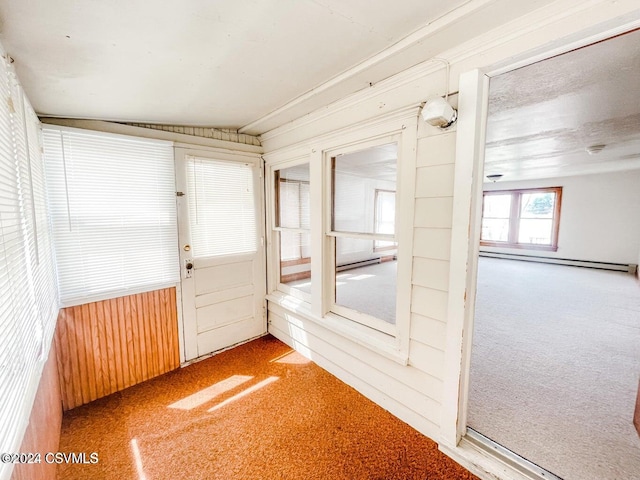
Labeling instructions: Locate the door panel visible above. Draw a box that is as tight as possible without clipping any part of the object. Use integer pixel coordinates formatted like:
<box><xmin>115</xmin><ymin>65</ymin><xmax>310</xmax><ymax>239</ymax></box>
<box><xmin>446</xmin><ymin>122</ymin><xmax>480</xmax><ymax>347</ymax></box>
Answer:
<box><xmin>197</xmin><ymin>295</ymin><xmax>253</xmax><ymax>331</ymax></box>
<box><xmin>194</xmin><ymin>261</ymin><xmax>253</xmax><ymax>295</ymax></box>
<box><xmin>175</xmin><ymin>148</ymin><xmax>266</xmax><ymax>361</ymax></box>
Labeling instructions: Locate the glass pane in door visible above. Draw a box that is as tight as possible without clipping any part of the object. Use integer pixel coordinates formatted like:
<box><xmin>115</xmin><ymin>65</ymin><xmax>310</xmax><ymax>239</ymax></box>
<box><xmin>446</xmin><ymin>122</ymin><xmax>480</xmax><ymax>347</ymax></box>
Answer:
<box><xmin>186</xmin><ymin>156</ymin><xmax>256</xmax><ymax>257</ymax></box>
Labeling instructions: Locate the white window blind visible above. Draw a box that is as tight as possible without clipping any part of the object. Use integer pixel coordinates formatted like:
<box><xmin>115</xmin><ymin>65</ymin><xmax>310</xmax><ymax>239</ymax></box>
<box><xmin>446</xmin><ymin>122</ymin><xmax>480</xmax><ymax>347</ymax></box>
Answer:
<box><xmin>24</xmin><ymin>103</ymin><xmax>58</xmax><ymax>341</ymax></box>
<box><xmin>186</xmin><ymin>156</ymin><xmax>256</xmax><ymax>257</ymax></box>
<box><xmin>374</xmin><ymin>190</ymin><xmax>396</xmax><ymax>250</ymax></box>
<box><xmin>42</xmin><ymin>128</ymin><xmax>179</xmax><ymax>306</ymax></box>
<box><xmin>0</xmin><ymin>49</ymin><xmax>59</xmax><ymax>480</ymax></box>
<box><xmin>278</xmin><ymin>180</ymin><xmax>311</xmax><ymax>261</ymax></box>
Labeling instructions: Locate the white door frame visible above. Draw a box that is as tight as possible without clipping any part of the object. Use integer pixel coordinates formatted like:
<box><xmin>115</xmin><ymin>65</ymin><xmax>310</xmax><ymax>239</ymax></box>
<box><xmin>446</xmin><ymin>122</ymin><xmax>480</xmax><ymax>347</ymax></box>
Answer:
<box><xmin>440</xmin><ymin>12</ymin><xmax>640</xmax><ymax>479</ymax></box>
<box><xmin>174</xmin><ymin>145</ymin><xmax>266</xmax><ymax>363</ymax></box>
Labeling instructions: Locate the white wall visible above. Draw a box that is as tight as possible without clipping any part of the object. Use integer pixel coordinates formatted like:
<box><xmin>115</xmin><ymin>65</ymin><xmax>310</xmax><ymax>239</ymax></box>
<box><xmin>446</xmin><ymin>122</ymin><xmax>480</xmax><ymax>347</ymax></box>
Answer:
<box><xmin>482</xmin><ymin>170</ymin><xmax>640</xmax><ymax>264</ymax></box>
<box><xmin>265</xmin><ymin>107</ymin><xmax>444</xmax><ymax>439</ymax></box>
<box><xmin>261</xmin><ymin>2</ymin><xmax>640</xmax><ymax>479</ymax></box>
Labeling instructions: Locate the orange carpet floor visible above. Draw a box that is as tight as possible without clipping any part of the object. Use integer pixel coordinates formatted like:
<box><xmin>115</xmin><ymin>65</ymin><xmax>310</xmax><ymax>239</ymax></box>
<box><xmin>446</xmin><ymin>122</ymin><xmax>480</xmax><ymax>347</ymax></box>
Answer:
<box><xmin>57</xmin><ymin>335</ymin><xmax>478</xmax><ymax>480</ymax></box>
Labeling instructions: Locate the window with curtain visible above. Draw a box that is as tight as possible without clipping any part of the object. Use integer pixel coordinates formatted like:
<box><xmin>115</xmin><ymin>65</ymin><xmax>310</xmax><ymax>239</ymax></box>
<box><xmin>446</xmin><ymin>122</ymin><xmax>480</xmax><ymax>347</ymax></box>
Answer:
<box><xmin>42</xmin><ymin>127</ymin><xmax>180</xmax><ymax>306</ymax></box>
<box><xmin>0</xmin><ymin>50</ymin><xmax>59</xmax><ymax>479</ymax></box>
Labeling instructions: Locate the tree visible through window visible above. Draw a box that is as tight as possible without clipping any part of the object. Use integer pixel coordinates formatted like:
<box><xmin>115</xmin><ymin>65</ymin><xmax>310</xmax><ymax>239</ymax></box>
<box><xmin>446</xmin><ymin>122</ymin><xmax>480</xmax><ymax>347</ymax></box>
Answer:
<box><xmin>480</xmin><ymin>187</ymin><xmax>562</xmax><ymax>250</ymax></box>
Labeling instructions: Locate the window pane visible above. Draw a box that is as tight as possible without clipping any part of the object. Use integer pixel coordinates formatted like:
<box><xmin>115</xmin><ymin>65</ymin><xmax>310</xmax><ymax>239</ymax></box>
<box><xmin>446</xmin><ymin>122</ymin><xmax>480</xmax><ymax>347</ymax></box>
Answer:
<box><xmin>277</xmin><ymin>164</ymin><xmax>310</xmax><ymax>228</ymax></box>
<box><xmin>375</xmin><ymin>190</ymin><xmax>395</xmax><ymax>234</ymax></box>
<box><xmin>520</xmin><ymin>192</ymin><xmax>555</xmax><ymax>219</ymax></box>
<box><xmin>188</xmin><ymin>157</ymin><xmax>256</xmax><ymax>257</ymax></box>
<box><xmin>481</xmin><ymin>218</ymin><xmax>510</xmax><ymax>242</ymax></box>
<box><xmin>333</xmin><ymin>143</ymin><xmax>397</xmax><ymax>234</ymax></box>
<box><xmin>335</xmin><ymin>237</ymin><xmax>396</xmax><ymax>324</ymax></box>
<box><xmin>276</xmin><ymin>163</ymin><xmax>311</xmax><ymax>294</ymax></box>
<box><xmin>518</xmin><ymin>219</ymin><xmax>553</xmax><ymax>244</ymax></box>
<box><xmin>374</xmin><ymin>190</ymin><xmax>396</xmax><ymax>250</ymax></box>
<box><xmin>44</xmin><ymin>128</ymin><xmax>179</xmax><ymax>303</ymax></box>
<box><xmin>483</xmin><ymin>194</ymin><xmax>511</xmax><ymax>218</ymax></box>
<box><xmin>280</xmin><ymin>232</ymin><xmax>311</xmax><ymax>292</ymax></box>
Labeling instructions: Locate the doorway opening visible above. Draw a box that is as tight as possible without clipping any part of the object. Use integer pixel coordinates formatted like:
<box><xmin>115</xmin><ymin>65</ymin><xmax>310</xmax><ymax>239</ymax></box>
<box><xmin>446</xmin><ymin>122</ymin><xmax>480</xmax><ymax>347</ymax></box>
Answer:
<box><xmin>466</xmin><ymin>29</ymin><xmax>640</xmax><ymax>480</ymax></box>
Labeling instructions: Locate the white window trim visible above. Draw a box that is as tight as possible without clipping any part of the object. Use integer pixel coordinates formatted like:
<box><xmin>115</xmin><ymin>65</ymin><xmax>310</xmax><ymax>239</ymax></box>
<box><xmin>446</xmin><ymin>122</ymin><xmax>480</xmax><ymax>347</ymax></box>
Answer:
<box><xmin>324</xmin><ymin>134</ymin><xmax>401</xmax><ymax>337</ymax></box>
<box><xmin>265</xmin><ymin>110</ymin><xmax>418</xmax><ymax>364</ymax></box>
<box><xmin>268</xmin><ymin>156</ymin><xmax>313</xmax><ymax>304</ymax></box>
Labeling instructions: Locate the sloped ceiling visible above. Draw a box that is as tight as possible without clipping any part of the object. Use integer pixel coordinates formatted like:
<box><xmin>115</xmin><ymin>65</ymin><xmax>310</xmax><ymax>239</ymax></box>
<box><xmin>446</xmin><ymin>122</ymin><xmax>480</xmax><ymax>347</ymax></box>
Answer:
<box><xmin>0</xmin><ymin>0</ymin><xmax>554</xmax><ymax>135</ymax></box>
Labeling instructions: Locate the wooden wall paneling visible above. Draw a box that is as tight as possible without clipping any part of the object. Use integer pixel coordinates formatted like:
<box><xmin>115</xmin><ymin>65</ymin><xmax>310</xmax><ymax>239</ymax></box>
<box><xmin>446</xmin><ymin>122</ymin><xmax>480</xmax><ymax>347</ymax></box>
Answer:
<box><xmin>169</xmin><ymin>286</ymin><xmax>180</xmax><ymax>367</ymax></box>
<box><xmin>11</xmin><ymin>341</ymin><xmax>62</xmax><ymax>480</ymax></box>
<box><xmin>88</xmin><ymin>302</ymin><xmax>101</xmax><ymax>400</ymax></box>
<box><xmin>96</xmin><ymin>300</ymin><xmax>109</xmax><ymax>400</ymax></box>
<box><xmin>141</xmin><ymin>292</ymin><xmax>153</xmax><ymax>381</ymax></box>
<box><xmin>55</xmin><ymin>287</ymin><xmax>180</xmax><ymax>410</ymax></box>
<box><xmin>160</xmin><ymin>289</ymin><xmax>170</xmax><ymax>372</ymax></box>
<box><xmin>82</xmin><ymin>303</ymin><xmax>97</xmax><ymax>403</ymax></box>
<box><xmin>134</xmin><ymin>292</ymin><xmax>148</xmax><ymax>383</ymax></box>
<box><xmin>112</xmin><ymin>297</ymin><xmax>124</xmax><ymax>391</ymax></box>
<box><xmin>129</xmin><ymin>295</ymin><xmax>140</xmax><ymax>384</ymax></box>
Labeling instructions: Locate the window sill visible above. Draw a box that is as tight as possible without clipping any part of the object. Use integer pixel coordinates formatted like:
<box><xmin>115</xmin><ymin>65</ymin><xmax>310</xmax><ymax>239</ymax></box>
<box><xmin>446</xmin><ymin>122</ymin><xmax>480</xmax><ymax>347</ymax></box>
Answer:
<box><xmin>60</xmin><ymin>281</ymin><xmax>179</xmax><ymax>308</ymax></box>
<box><xmin>480</xmin><ymin>241</ymin><xmax>558</xmax><ymax>252</ymax></box>
<box><xmin>266</xmin><ymin>291</ymin><xmax>409</xmax><ymax>366</ymax></box>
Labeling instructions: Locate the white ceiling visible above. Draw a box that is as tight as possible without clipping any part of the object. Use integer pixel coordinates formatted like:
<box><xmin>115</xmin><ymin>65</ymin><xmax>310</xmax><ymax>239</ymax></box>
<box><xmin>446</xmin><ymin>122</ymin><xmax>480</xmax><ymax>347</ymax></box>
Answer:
<box><xmin>0</xmin><ymin>0</ymin><xmax>554</xmax><ymax>135</ymax></box>
<box><xmin>484</xmin><ymin>28</ymin><xmax>640</xmax><ymax>182</ymax></box>
<box><xmin>336</xmin><ymin>143</ymin><xmax>397</xmax><ymax>182</ymax></box>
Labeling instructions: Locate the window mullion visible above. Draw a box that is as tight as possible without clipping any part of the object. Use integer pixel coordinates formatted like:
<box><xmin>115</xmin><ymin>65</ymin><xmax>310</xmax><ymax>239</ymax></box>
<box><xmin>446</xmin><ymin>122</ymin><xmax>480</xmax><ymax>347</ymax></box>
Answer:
<box><xmin>509</xmin><ymin>192</ymin><xmax>521</xmax><ymax>244</ymax></box>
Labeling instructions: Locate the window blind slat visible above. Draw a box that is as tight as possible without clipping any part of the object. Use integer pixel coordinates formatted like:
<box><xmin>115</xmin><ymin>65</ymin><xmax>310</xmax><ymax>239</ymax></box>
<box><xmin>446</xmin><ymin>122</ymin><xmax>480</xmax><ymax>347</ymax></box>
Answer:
<box><xmin>42</xmin><ymin>128</ymin><xmax>179</xmax><ymax>305</ymax></box>
<box><xmin>0</xmin><ymin>46</ymin><xmax>59</xmax><ymax>480</ymax></box>
<box><xmin>186</xmin><ymin>156</ymin><xmax>256</xmax><ymax>258</ymax></box>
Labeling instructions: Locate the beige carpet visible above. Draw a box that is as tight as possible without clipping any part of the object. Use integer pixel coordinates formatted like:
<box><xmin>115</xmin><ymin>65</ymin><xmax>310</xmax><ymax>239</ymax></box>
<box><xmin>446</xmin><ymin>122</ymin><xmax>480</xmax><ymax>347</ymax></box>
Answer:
<box><xmin>291</xmin><ymin>261</ymin><xmax>397</xmax><ymax>323</ymax></box>
<box><xmin>57</xmin><ymin>335</ymin><xmax>477</xmax><ymax>480</ymax></box>
<box><xmin>468</xmin><ymin>257</ymin><xmax>640</xmax><ymax>480</ymax></box>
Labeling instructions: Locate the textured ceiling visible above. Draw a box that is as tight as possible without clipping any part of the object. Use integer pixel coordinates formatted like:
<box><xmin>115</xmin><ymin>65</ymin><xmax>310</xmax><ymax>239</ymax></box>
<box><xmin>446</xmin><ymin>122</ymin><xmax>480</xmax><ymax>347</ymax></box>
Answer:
<box><xmin>484</xmin><ymin>29</ymin><xmax>640</xmax><ymax>182</ymax></box>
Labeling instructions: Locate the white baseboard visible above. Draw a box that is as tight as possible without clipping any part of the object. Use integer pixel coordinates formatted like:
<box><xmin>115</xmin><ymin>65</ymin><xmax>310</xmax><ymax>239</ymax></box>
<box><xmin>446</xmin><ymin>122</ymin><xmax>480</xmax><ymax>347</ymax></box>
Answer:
<box><xmin>480</xmin><ymin>251</ymin><xmax>635</xmax><ymax>273</ymax></box>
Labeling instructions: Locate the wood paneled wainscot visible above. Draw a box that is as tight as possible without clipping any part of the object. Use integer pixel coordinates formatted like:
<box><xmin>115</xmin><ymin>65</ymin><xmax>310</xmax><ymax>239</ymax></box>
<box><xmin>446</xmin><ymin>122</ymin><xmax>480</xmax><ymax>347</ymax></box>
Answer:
<box><xmin>11</xmin><ymin>342</ymin><xmax>62</xmax><ymax>480</ymax></box>
<box><xmin>55</xmin><ymin>287</ymin><xmax>180</xmax><ymax>410</ymax></box>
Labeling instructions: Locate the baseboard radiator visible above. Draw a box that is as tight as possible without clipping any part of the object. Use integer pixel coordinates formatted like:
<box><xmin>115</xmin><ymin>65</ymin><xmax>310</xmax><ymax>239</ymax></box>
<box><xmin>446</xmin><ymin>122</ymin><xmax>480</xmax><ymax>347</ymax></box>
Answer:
<box><xmin>336</xmin><ymin>256</ymin><xmax>381</xmax><ymax>272</ymax></box>
<box><xmin>480</xmin><ymin>251</ymin><xmax>638</xmax><ymax>274</ymax></box>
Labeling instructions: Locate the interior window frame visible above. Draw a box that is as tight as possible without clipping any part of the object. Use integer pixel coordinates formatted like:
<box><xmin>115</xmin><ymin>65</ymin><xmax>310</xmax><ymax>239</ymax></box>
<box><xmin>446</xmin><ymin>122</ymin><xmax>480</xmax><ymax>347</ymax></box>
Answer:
<box><xmin>325</xmin><ymin>135</ymin><xmax>400</xmax><ymax>336</ymax></box>
<box><xmin>272</xmin><ymin>159</ymin><xmax>312</xmax><ymax>303</ymax></box>
<box><xmin>264</xmin><ymin>113</ymin><xmax>418</xmax><ymax>365</ymax></box>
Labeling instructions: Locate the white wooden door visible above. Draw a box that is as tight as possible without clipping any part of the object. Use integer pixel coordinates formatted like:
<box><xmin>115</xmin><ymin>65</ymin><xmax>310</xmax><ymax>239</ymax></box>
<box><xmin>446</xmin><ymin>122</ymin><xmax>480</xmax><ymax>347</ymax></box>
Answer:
<box><xmin>175</xmin><ymin>148</ymin><xmax>266</xmax><ymax>361</ymax></box>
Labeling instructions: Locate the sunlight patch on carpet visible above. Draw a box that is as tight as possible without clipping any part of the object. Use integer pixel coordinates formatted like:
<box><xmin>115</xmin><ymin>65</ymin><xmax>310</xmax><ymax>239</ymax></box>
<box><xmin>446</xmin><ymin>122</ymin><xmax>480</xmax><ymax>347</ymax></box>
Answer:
<box><xmin>168</xmin><ymin>375</ymin><xmax>254</xmax><ymax>410</ymax></box>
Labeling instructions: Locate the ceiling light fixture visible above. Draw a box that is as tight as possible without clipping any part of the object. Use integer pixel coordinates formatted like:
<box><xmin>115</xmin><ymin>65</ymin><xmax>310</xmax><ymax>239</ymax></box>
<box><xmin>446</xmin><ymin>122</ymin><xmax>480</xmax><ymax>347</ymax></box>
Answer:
<box><xmin>486</xmin><ymin>174</ymin><xmax>503</xmax><ymax>182</ymax></box>
<box><xmin>586</xmin><ymin>144</ymin><xmax>606</xmax><ymax>155</ymax></box>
